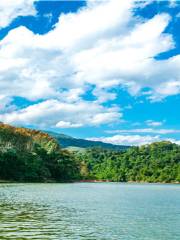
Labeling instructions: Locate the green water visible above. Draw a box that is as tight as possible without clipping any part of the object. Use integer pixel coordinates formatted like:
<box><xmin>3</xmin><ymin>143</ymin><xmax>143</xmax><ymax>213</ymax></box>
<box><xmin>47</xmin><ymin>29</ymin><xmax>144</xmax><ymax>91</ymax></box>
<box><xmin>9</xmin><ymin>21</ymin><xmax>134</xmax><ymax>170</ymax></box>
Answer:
<box><xmin>0</xmin><ymin>183</ymin><xmax>179</xmax><ymax>240</ymax></box>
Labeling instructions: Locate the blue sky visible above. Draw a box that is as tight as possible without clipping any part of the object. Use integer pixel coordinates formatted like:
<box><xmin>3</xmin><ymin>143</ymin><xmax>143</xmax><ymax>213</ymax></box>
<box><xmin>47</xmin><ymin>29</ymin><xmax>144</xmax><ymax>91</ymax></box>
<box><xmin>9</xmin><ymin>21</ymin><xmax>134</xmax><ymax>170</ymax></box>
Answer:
<box><xmin>0</xmin><ymin>0</ymin><xmax>179</xmax><ymax>145</ymax></box>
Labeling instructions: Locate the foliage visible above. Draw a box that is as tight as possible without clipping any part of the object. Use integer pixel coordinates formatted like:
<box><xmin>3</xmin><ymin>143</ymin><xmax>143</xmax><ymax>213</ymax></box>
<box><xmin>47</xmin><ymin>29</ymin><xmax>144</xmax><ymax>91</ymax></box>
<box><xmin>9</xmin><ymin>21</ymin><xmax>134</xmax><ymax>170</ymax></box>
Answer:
<box><xmin>0</xmin><ymin>123</ymin><xmax>80</xmax><ymax>182</ymax></box>
<box><xmin>0</xmin><ymin>123</ymin><xmax>179</xmax><ymax>183</ymax></box>
<box><xmin>75</xmin><ymin>142</ymin><xmax>180</xmax><ymax>183</ymax></box>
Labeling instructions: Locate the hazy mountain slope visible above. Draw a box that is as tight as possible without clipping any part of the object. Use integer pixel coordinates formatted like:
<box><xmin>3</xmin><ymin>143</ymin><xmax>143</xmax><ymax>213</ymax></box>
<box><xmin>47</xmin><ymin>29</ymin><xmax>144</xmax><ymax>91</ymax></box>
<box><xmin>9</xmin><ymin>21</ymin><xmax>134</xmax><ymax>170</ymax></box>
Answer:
<box><xmin>47</xmin><ymin>131</ymin><xmax>130</xmax><ymax>151</ymax></box>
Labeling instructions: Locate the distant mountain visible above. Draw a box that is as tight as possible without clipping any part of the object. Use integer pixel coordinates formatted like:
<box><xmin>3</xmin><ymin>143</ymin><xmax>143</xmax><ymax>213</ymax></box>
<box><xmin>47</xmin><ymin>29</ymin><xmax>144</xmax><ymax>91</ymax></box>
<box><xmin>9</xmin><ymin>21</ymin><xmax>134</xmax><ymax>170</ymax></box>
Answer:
<box><xmin>47</xmin><ymin>131</ymin><xmax>130</xmax><ymax>151</ymax></box>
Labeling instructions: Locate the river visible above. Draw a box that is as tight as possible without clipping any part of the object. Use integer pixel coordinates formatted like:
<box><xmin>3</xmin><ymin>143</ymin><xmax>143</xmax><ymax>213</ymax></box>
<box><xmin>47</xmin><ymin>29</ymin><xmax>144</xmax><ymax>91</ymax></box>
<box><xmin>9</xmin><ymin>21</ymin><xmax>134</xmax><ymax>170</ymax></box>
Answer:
<box><xmin>0</xmin><ymin>183</ymin><xmax>179</xmax><ymax>239</ymax></box>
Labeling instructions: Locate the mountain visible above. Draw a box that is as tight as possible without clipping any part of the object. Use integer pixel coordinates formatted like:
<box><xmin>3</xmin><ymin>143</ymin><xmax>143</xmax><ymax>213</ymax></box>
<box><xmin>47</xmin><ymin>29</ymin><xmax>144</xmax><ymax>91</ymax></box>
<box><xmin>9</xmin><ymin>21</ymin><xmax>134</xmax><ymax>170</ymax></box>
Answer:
<box><xmin>47</xmin><ymin>131</ymin><xmax>130</xmax><ymax>151</ymax></box>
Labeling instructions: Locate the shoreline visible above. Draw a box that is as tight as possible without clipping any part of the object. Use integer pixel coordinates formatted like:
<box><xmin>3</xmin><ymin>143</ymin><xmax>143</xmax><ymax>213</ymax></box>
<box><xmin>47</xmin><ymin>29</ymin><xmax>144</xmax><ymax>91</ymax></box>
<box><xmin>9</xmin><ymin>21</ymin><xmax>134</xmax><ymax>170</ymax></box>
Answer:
<box><xmin>76</xmin><ymin>180</ymin><xmax>180</xmax><ymax>184</ymax></box>
<box><xmin>0</xmin><ymin>179</ymin><xmax>179</xmax><ymax>184</ymax></box>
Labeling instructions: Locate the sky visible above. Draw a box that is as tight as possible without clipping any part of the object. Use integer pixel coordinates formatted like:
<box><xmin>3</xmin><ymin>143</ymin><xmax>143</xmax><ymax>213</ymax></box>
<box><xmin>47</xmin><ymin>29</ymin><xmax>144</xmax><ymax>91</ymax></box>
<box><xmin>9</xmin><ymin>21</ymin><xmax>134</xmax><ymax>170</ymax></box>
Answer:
<box><xmin>0</xmin><ymin>0</ymin><xmax>179</xmax><ymax>146</ymax></box>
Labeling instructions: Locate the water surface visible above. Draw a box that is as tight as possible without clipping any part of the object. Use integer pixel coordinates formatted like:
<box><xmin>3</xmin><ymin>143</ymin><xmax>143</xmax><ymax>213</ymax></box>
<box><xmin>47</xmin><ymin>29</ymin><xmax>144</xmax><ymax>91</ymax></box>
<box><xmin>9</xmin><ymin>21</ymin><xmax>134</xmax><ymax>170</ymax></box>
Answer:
<box><xmin>0</xmin><ymin>183</ymin><xmax>179</xmax><ymax>239</ymax></box>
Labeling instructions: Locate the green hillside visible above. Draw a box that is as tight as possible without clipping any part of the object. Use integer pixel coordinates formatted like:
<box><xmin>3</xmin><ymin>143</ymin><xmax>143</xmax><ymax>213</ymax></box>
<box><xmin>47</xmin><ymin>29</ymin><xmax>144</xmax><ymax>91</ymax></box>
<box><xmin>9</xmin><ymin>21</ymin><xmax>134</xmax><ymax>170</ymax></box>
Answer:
<box><xmin>76</xmin><ymin>142</ymin><xmax>180</xmax><ymax>183</ymax></box>
<box><xmin>0</xmin><ymin>123</ymin><xmax>179</xmax><ymax>183</ymax></box>
<box><xmin>0</xmin><ymin>123</ymin><xmax>79</xmax><ymax>182</ymax></box>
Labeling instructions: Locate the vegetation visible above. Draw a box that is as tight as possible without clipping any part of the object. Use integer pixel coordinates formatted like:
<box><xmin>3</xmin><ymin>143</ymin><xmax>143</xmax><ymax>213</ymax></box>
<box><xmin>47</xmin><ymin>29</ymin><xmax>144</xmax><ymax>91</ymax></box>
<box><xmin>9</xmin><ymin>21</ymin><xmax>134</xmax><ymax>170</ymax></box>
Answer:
<box><xmin>0</xmin><ymin>123</ymin><xmax>179</xmax><ymax>183</ymax></box>
<box><xmin>0</xmin><ymin>123</ymin><xmax>80</xmax><ymax>182</ymax></box>
<box><xmin>76</xmin><ymin>142</ymin><xmax>180</xmax><ymax>183</ymax></box>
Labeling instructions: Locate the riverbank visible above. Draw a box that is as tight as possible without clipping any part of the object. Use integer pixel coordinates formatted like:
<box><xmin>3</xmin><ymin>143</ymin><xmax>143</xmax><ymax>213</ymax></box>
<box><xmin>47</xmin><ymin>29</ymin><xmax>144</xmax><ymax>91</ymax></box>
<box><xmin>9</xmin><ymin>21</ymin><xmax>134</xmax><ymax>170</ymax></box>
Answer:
<box><xmin>0</xmin><ymin>179</ymin><xmax>179</xmax><ymax>184</ymax></box>
<box><xmin>77</xmin><ymin>180</ymin><xmax>180</xmax><ymax>184</ymax></box>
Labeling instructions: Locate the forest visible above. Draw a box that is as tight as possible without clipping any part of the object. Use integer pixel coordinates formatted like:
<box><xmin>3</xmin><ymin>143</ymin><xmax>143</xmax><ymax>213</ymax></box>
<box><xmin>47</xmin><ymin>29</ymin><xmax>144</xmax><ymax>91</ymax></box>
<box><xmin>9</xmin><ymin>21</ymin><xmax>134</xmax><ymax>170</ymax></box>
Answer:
<box><xmin>0</xmin><ymin>123</ymin><xmax>179</xmax><ymax>183</ymax></box>
<box><xmin>76</xmin><ymin>142</ymin><xmax>180</xmax><ymax>183</ymax></box>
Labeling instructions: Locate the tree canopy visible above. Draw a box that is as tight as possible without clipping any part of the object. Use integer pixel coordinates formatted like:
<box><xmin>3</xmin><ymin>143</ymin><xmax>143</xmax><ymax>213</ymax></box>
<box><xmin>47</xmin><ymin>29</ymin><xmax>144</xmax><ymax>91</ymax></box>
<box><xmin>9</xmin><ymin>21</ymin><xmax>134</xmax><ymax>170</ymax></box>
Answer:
<box><xmin>0</xmin><ymin>123</ymin><xmax>179</xmax><ymax>183</ymax></box>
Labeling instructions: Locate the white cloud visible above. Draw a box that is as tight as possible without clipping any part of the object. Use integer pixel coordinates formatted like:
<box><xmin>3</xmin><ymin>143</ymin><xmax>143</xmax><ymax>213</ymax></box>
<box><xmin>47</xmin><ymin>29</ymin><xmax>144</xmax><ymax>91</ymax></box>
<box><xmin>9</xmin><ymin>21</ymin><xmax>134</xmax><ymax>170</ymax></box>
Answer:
<box><xmin>0</xmin><ymin>95</ymin><xmax>12</xmax><ymax>112</ymax></box>
<box><xmin>92</xmin><ymin>88</ymin><xmax>117</xmax><ymax>103</ymax></box>
<box><xmin>107</xmin><ymin>128</ymin><xmax>180</xmax><ymax>135</ymax></box>
<box><xmin>169</xmin><ymin>0</ymin><xmax>177</xmax><ymax>8</ymax></box>
<box><xmin>146</xmin><ymin>120</ymin><xmax>163</xmax><ymax>127</ymax></box>
<box><xmin>176</xmin><ymin>12</ymin><xmax>180</xmax><ymax>18</ymax></box>
<box><xmin>39</xmin><ymin>0</ymin><xmax>134</xmax><ymax>51</ymax></box>
<box><xmin>0</xmin><ymin>99</ymin><xmax>121</xmax><ymax>128</ymax></box>
<box><xmin>0</xmin><ymin>0</ymin><xmax>36</xmax><ymax>29</ymax></box>
<box><xmin>0</xmin><ymin>1</ymin><xmax>177</xmax><ymax>99</ymax></box>
<box><xmin>88</xmin><ymin>134</ymin><xmax>180</xmax><ymax>146</ymax></box>
<box><xmin>0</xmin><ymin>0</ymin><xmax>179</xmax><ymax>128</ymax></box>
<box><xmin>56</xmin><ymin>121</ymin><xmax>82</xmax><ymax>129</ymax></box>
<box><xmin>87</xmin><ymin>135</ymin><xmax>161</xmax><ymax>146</ymax></box>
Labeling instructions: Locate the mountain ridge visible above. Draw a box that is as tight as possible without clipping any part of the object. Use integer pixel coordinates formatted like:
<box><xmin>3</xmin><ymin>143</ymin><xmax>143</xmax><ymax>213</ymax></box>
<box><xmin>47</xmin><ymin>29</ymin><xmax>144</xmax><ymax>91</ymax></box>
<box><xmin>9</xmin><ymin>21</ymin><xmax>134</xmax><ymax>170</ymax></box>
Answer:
<box><xmin>46</xmin><ymin>131</ymin><xmax>130</xmax><ymax>151</ymax></box>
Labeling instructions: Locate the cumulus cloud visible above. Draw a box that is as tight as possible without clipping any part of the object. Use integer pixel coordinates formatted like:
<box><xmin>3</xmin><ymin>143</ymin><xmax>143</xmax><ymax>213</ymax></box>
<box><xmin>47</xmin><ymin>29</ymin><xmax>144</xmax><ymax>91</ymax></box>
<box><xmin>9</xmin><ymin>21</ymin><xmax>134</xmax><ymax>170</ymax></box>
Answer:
<box><xmin>0</xmin><ymin>0</ymin><xmax>179</xmax><ymax>128</ymax></box>
<box><xmin>0</xmin><ymin>0</ymin><xmax>36</xmax><ymax>29</ymax></box>
<box><xmin>0</xmin><ymin>1</ymin><xmax>178</xmax><ymax>99</ymax></box>
<box><xmin>0</xmin><ymin>99</ymin><xmax>121</xmax><ymax>128</ymax></box>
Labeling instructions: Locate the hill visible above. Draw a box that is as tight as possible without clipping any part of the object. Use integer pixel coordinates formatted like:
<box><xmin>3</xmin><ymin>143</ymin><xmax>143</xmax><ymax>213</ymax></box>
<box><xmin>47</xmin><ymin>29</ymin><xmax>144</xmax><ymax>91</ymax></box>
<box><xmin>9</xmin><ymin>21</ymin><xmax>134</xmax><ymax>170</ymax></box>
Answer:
<box><xmin>0</xmin><ymin>123</ymin><xmax>60</xmax><ymax>153</ymax></box>
<box><xmin>0</xmin><ymin>123</ymin><xmax>79</xmax><ymax>182</ymax></box>
<box><xmin>47</xmin><ymin>131</ymin><xmax>129</xmax><ymax>151</ymax></box>
<box><xmin>75</xmin><ymin>141</ymin><xmax>180</xmax><ymax>183</ymax></box>
<box><xmin>0</xmin><ymin>123</ymin><xmax>179</xmax><ymax>183</ymax></box>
